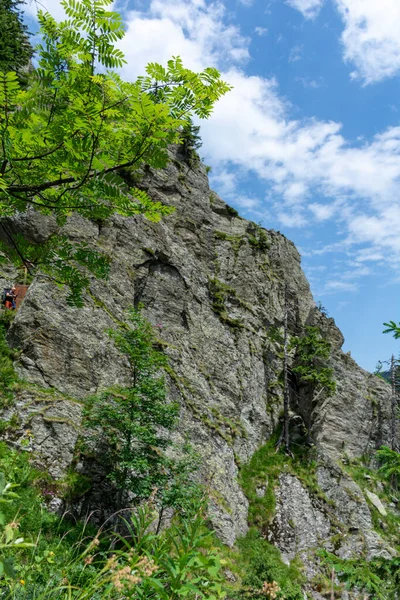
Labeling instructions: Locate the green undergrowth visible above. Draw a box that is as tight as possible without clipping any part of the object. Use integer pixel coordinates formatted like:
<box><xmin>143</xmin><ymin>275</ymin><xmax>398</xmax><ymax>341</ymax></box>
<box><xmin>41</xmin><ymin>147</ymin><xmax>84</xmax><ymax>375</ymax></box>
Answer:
<box><xmin>213</xmin><ymin>529</ymin><xmax>305</xmax><ymax>600</ymax></box>
<box><xmin>0</xmin><ymin>311</ymin><xmax>18</xmax><ymax>407</ymax></box>
<box><xmin>0</xmin><ymin>442</ymin><xmax>104</xmax><ymax>592</ymax></box>
<box><xmin>214</xmin><ymin>231</ymin><xmax>246</xmax><ymax>257</ymax></box>
<box><xmin>235</xmin><ymin>529</ymin><xmax>305</xmax><ymax>600</ymax></box>
<box><xmin>247</xmin><ymin>225</ymin><xmax>270</xmax><ymax>252</ymax></box>
<box><xmin>0</xmin><ymin>443</ymin><xmax>227</xmax><ymax>599</ymax></box>
<box><xmin>319</xmin><ymin>549</ymin><xmax>400</xmax><ymax>599</ymax></box>
<box><xmin>239</xmin><ymin>434</ymin><xmax>330</xmax><ymax>531</ymax></box>
<box><xmin>344</xmin><ymin>456</ymin><xmax>400</xmax><ymax>550</ymax></box>
<box><xmin>208</xmin><ymin>277</ymin><xmax>245</xmax><ymax>330</ymax></box>
<box><xmin>207</xmin><ymin>277</ymin><xmax>257</xmax><ymax>330</ymax></box>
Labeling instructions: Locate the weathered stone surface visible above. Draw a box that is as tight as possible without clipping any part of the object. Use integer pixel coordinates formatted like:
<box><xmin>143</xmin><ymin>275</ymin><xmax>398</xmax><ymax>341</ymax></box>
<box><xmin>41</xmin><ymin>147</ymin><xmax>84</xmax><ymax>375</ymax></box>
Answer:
<box><xmin>365</xmin><ymin>490</ymin><xmax>388</xmax><ymax>517</ymax></box>
<box><xmin>1</xmin><ymin>147</ymin><xmax>396</xmax><ymax>558</ymax></box>
<box><xmin>316</xmin><ymin>463</ymin><xmax>395</xmax><ymax>560</ymax></box>
<box><xmin>1</xmin><ymin>386</ymin><xmax>81</xmax><ymax>478</ymax></box>
<box><xmin>271</xmin><ymin>474</ymin><xmax>331</xmax><ymax>564</ymax></box>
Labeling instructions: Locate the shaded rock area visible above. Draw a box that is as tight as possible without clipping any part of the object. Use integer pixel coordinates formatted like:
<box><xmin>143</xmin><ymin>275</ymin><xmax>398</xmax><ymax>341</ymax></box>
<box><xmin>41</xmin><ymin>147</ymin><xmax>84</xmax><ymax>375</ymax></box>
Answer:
<box><xmin>0</xmin><ymin>148</ymin><xmax>398</xmax><ymax>588</ymax></box>
<box><xmin>1</xmin><ymin>386</ymin><xmax>81</xmax><ymax>479</ymax></box>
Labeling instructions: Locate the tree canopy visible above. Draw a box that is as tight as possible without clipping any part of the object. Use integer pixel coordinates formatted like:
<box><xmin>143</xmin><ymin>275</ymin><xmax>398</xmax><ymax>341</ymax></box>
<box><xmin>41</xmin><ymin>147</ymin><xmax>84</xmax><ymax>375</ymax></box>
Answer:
<box><xmin>0</xmin><ymin>0</ymin><xmax>231</xmax><ymax>303</ymax></box>
<box><xmin>0</xmin><ymin>0</ymin><xmax>33</xmax><ymax>76</ymax></box>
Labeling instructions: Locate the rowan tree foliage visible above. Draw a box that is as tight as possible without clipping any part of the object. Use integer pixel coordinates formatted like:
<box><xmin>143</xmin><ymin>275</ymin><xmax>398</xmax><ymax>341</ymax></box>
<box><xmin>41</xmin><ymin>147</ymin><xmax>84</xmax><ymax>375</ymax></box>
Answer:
<box><xmin>84</xmin><ymin>308</ymin><xmax>187</xmax><ymax>509</ymax></box>
<box><xmin>0</xmin><ymin>0</ymin><xmax>33</xmax><ymax>77</ymax></box>
<box><xmin>0</xmin><ymin>0</ymin><xmax>231</xmax><ymax>304</ymax></box>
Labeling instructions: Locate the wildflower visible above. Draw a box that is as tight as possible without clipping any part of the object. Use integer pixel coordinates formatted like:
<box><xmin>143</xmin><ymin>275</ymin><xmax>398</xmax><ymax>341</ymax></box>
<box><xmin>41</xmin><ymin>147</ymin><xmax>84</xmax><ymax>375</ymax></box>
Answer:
<box><xmin>89</xmin><ymin>536</ymin><xmax>100</xmax><ymax>550</ymax></box>
<box><xmin>105</xmin><ymin>554</ymin><xmax>118</xmax><ymax>571</ymax></box>
<box><xmin>136</xmin><ymin>556</ymin><xmax>158</xmax><ymax>577</ymax></box>
<box><xmin>111</xmin><ymin>565</ymin><xmax>141</xmax><ymax>591</ymax></box>
<box><xmin>19</xmin><ymin>580</ymin><xmax>25</xmax><ymax>586</ymax></box>
<box><xmin>261</xmin><ymin>581</ymin><xmax>280</xmax><ymax>599</ymax></box>
<box><xmin>84</xmin><ymin>556</ymin><xmax>94</xmax><ymax>565</ymax></box>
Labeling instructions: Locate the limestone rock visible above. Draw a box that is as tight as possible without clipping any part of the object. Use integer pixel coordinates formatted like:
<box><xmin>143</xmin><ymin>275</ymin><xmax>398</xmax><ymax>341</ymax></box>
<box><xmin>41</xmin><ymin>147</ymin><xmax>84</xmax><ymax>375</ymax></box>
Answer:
<box><xmin>365</xmin><ymin>490</ymin><xmax>387</xmax><ymax>517</ymax></box>
<box><xmin>1</xmin><ymin>147</ymin><xmax>396</xmax><ymax>558</ymax></box>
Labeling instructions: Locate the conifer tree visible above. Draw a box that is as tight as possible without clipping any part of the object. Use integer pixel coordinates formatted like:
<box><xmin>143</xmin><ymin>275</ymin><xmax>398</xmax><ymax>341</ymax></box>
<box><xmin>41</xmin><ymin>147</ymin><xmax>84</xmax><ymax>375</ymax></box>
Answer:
<box><xmin>375</xmin><ymin>354</ymin><xmax>399</xmax><ymax>452</ymax></box>
<box><xmin>269</xmin><ymin>293</ymin><xmax>335</xmax><ymax>453</ymax></box>
<box><xmin>0</xmin><ymin>0</ymin><xmax>33</xmax><ymax>76</ymax></box>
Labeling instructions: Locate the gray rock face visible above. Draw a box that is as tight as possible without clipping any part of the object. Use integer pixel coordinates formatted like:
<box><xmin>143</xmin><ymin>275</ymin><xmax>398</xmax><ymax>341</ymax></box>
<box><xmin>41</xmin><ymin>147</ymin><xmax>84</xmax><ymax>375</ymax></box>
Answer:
<box><xmin>1</xmin><ymin>386</ymin><xmax>81</xmax><ymax>479</ymax></box>
<box><xmin>316</xmin><ymin>463</ymin><xmax>396</xmax><ymax>560</ymax></box>
<box><xmin>271</xmin><ymin>474</ymin><xmax>331</xmax><ymax>563</ymax></box>
<box><xmin>1</xmin><ymin>148</ymin><xmax>396</xmax><ymax>558</ymax></box>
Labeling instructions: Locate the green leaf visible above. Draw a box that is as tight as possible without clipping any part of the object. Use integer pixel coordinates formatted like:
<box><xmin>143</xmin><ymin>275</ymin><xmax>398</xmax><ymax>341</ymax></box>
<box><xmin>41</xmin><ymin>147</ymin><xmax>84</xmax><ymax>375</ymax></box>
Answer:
<box><xmin>2</xmin><ymin>556</ymin><xmax>16</xmax><ymax>579</ymax></box>
<box><xmin>0</xmin><ymin>0</ymin><xmax>231</xmax><ymax>303</ymax></box>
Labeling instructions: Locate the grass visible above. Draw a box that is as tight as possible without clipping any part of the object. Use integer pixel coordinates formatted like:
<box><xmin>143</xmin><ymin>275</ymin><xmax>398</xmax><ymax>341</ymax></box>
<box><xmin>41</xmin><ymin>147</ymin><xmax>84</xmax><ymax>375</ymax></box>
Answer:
<box><xmin>239</xmin><ymin>434</ymin><xmax>331</xmax><ymax>532</ymax></box>
<box><xmin>234</xmin><ymin>528</ymin><xmax>305</xmax><ymax>600</ymax></box>
<box><xmin>0</xmin><ymin>443</ymin><xmax>228</xmax><ymax>599</ymax></box>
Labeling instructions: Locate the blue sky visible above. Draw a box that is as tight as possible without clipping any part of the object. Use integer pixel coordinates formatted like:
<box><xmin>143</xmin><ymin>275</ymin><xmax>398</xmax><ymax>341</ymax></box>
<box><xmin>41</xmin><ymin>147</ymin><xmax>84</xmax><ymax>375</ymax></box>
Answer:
<box><xmin>23</xmin><ymin>0</ymin><xmax>400</xmax><ymax>372</ymax></box>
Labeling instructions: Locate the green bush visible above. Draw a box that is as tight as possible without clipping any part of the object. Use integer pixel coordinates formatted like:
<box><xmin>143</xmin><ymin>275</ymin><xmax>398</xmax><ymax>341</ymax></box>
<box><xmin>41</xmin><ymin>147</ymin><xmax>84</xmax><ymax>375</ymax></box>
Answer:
<box><xmin>237</xmin><ymin>529</ymin><xmax>304</xmax><ymax>600</ymax></box>
<box><xmin>247</xmin><ymin>225</ymin><xmax>269</xmax><ymax>252</ymax></box>
<box><xmin>377</xmin><ymin>446</ymin><xmax>400</xmax><ymax>490</ymax></box>
<box><xmin>0</xmin><ymin>320</ymin><xmax>17</xmax><ymax>404</ymax></box>
<box><xmin>319</xmin><ymin>550</ymin><xmax>400</xmax><ymax>599</ymax></box>
<box><xmin>0</xmin><ymin>442</ymin><xmax>226</xmax><ymax>599</ymax></box>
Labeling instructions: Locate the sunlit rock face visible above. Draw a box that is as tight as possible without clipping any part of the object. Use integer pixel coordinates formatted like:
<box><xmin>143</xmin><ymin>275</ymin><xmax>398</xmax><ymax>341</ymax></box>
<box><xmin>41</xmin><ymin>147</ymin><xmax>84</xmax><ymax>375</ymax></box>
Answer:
<box><xmin>2</xmin><ymin>147</ymin><xmax>395</xmax><ymax>565</ymax></box>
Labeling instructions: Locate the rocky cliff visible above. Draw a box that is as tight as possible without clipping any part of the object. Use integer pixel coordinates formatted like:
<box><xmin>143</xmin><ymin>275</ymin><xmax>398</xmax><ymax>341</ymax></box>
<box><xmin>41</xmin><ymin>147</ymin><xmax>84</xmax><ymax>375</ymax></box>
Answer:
<box><xmin>0</xmin><ymin>147</ymin><xmax>398</xmax><ymax>596</ymax></box>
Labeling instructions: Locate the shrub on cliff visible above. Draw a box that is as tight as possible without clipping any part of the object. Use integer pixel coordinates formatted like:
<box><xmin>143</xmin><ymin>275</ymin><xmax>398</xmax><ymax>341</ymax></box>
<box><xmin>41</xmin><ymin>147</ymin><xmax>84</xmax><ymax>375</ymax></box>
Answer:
<box><xmin>83</xmin><ymin>308</ymin><xmax>201</xmax><ymax>519</ymax></box>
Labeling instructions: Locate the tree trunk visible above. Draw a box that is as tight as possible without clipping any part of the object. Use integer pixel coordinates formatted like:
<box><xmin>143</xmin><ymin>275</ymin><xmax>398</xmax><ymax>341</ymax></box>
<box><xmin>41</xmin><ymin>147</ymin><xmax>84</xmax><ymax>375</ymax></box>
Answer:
<box><xmin>390</xmin><ymin>354</ymin><xmax>398</xmax><ymax>451</ymax></box>
<box><xmin>283</xmin><ymin>287</ymin><xmax>290</xmax><ymax>453</ymax></box>
<box><xmin>330</xmin><ymin>567</ymin><xmax>335</xmax><ymax>600</ymax></box>
<box><xmin>156</xmin><ymin>505</ymin><xmax>164</xmax><ymax>535</ymax></box>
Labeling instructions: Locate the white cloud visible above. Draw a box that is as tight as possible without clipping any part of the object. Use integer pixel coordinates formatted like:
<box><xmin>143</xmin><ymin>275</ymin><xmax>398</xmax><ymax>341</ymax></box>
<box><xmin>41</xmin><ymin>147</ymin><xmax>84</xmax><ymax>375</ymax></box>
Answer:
<box><xmin>22</xmin><ymin>0</ymin><xmax>400</xmax><ymax>283</ymax></box>
<box><xmin>285</xmin><ymin>0</ymin><xmax>324</xmax><ymax>19</ymax></box>
<box><xmin>323</xmin><ymin>280</ymin><xmax>358</xmax><ymax>293</ymax></box>
<box><xmin>210</xmin><ymin>169</ymin><xmax>238</xmax><ymax>197</ymax></box>
<box><xmin>336</xmin><ymin>0</ymin><xmax>400</xmax><ymax>84</ymax></box>
<box><xmin>277</xmin><ymin>211</ymin><xmax>308</xmax><ymax>227</ymax></box>
<box><xmin>287</xmin><ymin>0</ymin><xmax>400</xmax><ymax>84</ymax></box>
<box><xmin>309</xmin><ymin>203</ymin><xmax>336</xmax><ymax>221</ymax></box>
<box><xmin>201</xmin><ymin>66</ymin><xmax>400</xmax><ymax>268</ymax></box>
<box><xmin>254</xmin><ymin>26</ymin><xmax>268</xmax><ymax>36</ymax></box>
<box><xmin>288</xmin><ymin>44</ymin><xmax>303</xmax><ymax>63</ymax></box>
<box><xmin>295</xmin><ymin>76</ymin><xmax>324</xmax><ymax>88</ymax></box>
<box><xmin>119</xmin><ymin>0</ymin><xmax>249</xmax><ymax>79</ymax></box>
<box><xmin>349</xmin><ymin>207</ymin><xmax>400</xmax><ymax>254</ymax></box>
